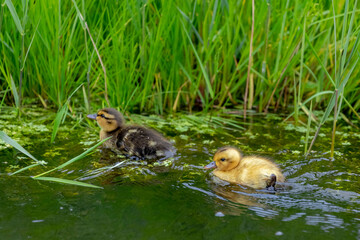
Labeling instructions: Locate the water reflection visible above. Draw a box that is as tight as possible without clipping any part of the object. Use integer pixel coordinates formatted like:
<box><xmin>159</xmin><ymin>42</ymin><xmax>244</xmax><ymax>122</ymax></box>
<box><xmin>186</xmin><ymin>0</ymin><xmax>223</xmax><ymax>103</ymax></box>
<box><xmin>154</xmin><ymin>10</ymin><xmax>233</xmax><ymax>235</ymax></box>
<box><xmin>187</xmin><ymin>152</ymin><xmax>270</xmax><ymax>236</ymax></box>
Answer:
<box><xmin>1</xmin><ymin>109</ymin><xmax>360</xmax><ymax>238</ymax></box>
<box><xmin>305</xmin><ymin>214</ymin><xmax>344</xmax><ymax>231</ymax></box>
<box><xmin>197</xmin><ymin>158</ymin><xmax>359</xmax><ymax>232</ymax></box>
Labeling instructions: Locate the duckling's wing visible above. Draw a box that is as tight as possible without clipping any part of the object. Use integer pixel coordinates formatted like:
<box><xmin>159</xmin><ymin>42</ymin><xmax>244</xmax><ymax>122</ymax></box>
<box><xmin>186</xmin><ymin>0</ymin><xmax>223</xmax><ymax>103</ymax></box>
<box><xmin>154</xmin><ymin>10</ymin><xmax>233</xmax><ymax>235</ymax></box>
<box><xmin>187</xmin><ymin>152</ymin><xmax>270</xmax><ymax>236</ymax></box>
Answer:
<box><xmin>117</xmin><ymin>126</ymin><xmax>172</xmax><ymax>159</ymax></box>
<box><xmin>131</xmin><ymin>127</ymin><xmax>173</xmax><ymax>159</ymax></box>
<box><xmin>116</xmin><ymin>127</ymin><xmax>140</xmax><ymax>158</ymax></box>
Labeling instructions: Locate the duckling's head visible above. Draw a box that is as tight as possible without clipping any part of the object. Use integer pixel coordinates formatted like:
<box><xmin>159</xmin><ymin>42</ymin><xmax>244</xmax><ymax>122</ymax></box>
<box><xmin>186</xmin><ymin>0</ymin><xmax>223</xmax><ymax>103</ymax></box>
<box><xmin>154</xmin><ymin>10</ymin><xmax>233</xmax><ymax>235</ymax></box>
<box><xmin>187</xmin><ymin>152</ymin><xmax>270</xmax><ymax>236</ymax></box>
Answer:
<box><xmin>87</xmin><ymin>108</ymin><xmax>125</xmax><ymax>132</ymax></box>
<box><xmin>204</xmin><ymin>147</ymin><xmax>243</xmax><ymax>171</ymax></box>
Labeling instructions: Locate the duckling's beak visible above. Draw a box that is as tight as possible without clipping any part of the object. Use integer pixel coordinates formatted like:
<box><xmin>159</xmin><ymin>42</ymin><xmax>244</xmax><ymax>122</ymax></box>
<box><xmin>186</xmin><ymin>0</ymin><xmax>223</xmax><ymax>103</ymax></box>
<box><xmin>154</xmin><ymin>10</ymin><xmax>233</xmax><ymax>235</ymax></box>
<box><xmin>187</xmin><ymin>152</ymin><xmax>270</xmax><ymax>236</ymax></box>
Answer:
<box><xmin>204</xmin><ymin>161</ymin><xmax>217</xmax><ymax>169</ymax></box>
<box><xmin>87</xmin><ymin>113</ymin><xmax>97</xmax><ymax>120</ymax></box>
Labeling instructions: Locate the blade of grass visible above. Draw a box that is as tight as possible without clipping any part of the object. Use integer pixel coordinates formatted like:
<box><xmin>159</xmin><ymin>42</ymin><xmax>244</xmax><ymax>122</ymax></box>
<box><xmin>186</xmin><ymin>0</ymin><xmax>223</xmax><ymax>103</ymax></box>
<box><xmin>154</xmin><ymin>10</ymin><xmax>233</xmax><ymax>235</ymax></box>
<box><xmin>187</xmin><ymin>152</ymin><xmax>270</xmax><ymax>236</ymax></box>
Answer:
<box><xmin>51</xmin><ymin>104</ymin><xmax>68</xmax><ymax>143</ymax></box>
<box><xmin>21</xmin><ymin>19</ymin><xmax>40</xmax><ymax>71</ymax></box>
<box><xmin>34</xmin><ymin>177</ymin><xmax>102</xmax><ymax>189</ymax></box>
<box><xmin>178</xmin><ymin>62</ymin><xmax>206</xmax><ymax>108</ymax></box>
<box><xmin>177</xmin><ymin>7</ymin><xmax>203</xmax><ymax>45</ymax></box>
<box><xmin>0</xmin><ymin>3</ymin><xmax>4</xmax><ymax>32</ymax></box>
<box><xmin>298</xmin><ymin>14</ymin><xmax>306</xmax><ymax>121</ymax></box>
<box><xmin>307</xmin><ymin>89</ymin><xmax>337</xmax><ymax>155</ymax></box>
<box><xmin>330</xmin><ymin>89</ymin><xmax>338</xmax><ymax>158</ymax></box>
<box><xmin>293</xmin><ymin>75</ymin><xmax>298</xmax><ymax>122</ymax></box>
<box><xmin>10</xmin><ymin>162</ymin><xmax>43</xmax><ymax>176</ymax></box>
<box><xmin>299</xmin><ymin>102</ymin><xmax>318</xmax><ymax>124</ymax></box>
<box><xmin>303</xmin><ymin>28</ymin><xmax>335</xmax><ymax>86</ymax></box>
<box><xmin>1</xmin><ymin>127</ymin><xmax>102</xmax><ymax>188</ymax></box>
<box><xmin>343</xmin><ymin>97</ymin><xmax>360</xmax><ymax>120</ymax></box>
<box><xmin>259</xmin><ymin>0</ymin><xmax>271</xmax><ymax>112</ymax></box>
<box><xmin>273</xmin><ymin>0</ymin><xmax>290</xmax><ymax>76</ymax></box>
<box><xmin>332</xmin><ymin>1</ymin><xmax>337</xmax><ymax>80</ymax></box>
<box><xmin>209</xmin><ymin>0</ymin><xmax>219</xmax><ymax>33</ymax></box>
<box><xmin>0</xmin><ymin>87</ymin><xmax>9</xmax><ymax>111</ymax></box>
<box><xmin>304</xmin><ymin>101</ymin><xmax>313</xmax><ymax>155</ymax></box>
<box><xmin>71</xmin><ymin>0</ymin><xmax>109</xmax><ymax>106</ymax></box>
<box><xmin>10</xmin><ymin>75</ymin><xmax>19</xmax><ymax>109</ymax></box>
<box><xmin>243</xmin><ymin>0</ymin><xmax>255</xmax><ymax>120</ymax></box>
<box><xmin>180</xmin><ymin>19</ymin><xmax>214</xmax><ymax>99</ymax></box>
<box><xmin>264</xmin><ymin>41</ymin><xmax>301</xmax><ymax>113</ymax></box>
<box><xmin>79</xmin><ymin>160</ymin><xmax>126</xmax><ymax>180</ymax></box>
<box><xmin>51</xmin><ymin>84</ymin><xmax>83</xmax><ymax>143</ymax></box>
<box><xmin>284</xmin><ymin>91</ymin><xmax>333</xmax><ymax>122</ymax></box>
<box><xmin>4</xmin><ymin>0</ymin><xmax>24</xmax><ymax>34</ymax></box>
<box><xmin>33</xmin><ymin>137</ymin><xmax>111</xmax><ymax>178</ymax></box>
<box><xmin>82</xmin><ymin>85</ymin><xmax>90</xmax><ymax>113</ymax></box>
<box><xmin>1</xmin><ymin>0</ymin><xmax>360</xmax><ymax>118</ymax></box>
<box><xmin>306</xmin><ymin>124</ymin><xmax>321</xmax><ymax>156</ymax></box>
<box><xmin>0</xmin><ymin>130</ymin><xmax>39</xmax><ymax>162</ymax></box>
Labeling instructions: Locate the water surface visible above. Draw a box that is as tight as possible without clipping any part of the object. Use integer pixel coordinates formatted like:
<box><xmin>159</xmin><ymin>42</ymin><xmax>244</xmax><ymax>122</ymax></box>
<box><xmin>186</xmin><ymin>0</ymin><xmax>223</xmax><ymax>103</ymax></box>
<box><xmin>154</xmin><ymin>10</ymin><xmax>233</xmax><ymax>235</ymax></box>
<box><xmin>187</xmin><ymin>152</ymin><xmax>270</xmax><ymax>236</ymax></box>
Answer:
<box><xmin>0</xmin><ymin>108</ymin><xmax>359</xmax><ymax>239</ymax></box>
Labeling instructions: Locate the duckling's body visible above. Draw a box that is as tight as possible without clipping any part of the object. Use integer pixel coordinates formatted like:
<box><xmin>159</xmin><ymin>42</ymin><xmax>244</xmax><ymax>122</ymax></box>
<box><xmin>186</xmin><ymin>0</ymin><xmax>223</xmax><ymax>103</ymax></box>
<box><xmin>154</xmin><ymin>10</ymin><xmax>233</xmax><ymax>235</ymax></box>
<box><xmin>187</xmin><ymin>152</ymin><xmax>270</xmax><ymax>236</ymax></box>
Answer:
<box><xmin>205</xmin><ymin>147</ymin><xmax>284</xmax><ymax>189</ymax></box>
<box><xmin>88</xmin><ymin>108</ymin><xmax>174</xmax><ymax>160</ymax></box>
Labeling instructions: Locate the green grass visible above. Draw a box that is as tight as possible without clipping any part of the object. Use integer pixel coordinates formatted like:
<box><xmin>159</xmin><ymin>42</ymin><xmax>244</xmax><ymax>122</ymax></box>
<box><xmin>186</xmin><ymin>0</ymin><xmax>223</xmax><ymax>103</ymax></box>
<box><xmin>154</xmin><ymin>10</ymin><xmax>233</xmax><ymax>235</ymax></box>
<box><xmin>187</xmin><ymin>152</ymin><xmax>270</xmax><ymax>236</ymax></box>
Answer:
<box><xmin>2</xmin><ymin>0</ymin><xmax>359</xmax><ymax>190</ymax></box>
<box><xmin>0</xmin><ymin>0</ymin><xmax>359</xmax><ymax>118</ymax></box>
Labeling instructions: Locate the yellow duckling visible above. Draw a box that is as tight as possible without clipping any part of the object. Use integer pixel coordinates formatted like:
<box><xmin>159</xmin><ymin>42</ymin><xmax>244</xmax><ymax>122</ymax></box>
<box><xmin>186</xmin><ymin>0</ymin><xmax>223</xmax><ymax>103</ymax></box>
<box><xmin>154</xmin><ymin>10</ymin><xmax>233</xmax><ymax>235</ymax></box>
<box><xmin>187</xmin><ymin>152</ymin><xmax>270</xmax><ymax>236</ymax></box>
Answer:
<box><xmin>87</xmin><ymin>108</ymin><xmax>174</xmax><ymax>160</ymax></box>
<box><xmin>204</xmin><ymin>147</ymin><xmax>285</xmax><ymax>189</ymax></box>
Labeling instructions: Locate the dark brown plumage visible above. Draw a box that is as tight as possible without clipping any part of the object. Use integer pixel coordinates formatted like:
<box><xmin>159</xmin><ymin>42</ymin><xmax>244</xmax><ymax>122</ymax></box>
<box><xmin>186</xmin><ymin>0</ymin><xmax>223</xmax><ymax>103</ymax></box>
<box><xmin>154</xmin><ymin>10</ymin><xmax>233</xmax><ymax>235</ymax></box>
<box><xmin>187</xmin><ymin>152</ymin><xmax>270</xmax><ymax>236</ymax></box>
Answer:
<box><xmin>87</xmin><ymin>108</ymin><xmax>174</xmax><ymax>160</ymax></box>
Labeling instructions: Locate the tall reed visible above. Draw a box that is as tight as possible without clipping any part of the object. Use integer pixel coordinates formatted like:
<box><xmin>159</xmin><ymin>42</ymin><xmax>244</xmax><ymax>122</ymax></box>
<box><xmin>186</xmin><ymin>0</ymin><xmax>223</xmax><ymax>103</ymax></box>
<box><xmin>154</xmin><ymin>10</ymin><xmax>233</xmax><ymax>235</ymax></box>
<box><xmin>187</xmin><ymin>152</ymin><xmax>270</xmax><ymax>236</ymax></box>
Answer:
<box><xmin>0</xmin><ymin>0</ymin><xmax>359</xmax><ymax>118</ymax></box>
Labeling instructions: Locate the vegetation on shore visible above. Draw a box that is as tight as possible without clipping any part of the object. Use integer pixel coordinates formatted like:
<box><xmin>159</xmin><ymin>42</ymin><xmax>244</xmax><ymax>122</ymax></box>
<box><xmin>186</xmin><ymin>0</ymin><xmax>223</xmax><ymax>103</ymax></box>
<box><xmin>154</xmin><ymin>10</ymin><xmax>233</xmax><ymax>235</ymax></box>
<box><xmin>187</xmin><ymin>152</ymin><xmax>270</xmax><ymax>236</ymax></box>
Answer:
<box><xmin>0</xmin><ymin>0</ymin><xmax>359</xmax><ymax>117</ymax></box>
<box><xmin>0</xmin><ymin>0</ymin><xmax>359</xmax><ymax>183</ymax></box>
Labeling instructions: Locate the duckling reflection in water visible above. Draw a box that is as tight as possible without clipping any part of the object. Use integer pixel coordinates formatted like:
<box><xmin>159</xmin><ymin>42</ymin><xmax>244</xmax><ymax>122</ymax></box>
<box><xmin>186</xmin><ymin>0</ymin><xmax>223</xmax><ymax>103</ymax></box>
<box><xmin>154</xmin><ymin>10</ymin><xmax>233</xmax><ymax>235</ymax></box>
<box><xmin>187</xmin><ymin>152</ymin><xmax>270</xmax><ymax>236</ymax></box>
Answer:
<box><xmin>205</xmin><ymin>146</ymin><xmax>285</xmax><ymax>190</ymax></box>
<box><xmin>210</xmin><ymin>183</ymin><xmax>269</xmax><ymax>216</ymax></box>
<box><xmin>87</xmin><ymin>108</ymin><xmax>174</xmax><ymax>160</ymax></box>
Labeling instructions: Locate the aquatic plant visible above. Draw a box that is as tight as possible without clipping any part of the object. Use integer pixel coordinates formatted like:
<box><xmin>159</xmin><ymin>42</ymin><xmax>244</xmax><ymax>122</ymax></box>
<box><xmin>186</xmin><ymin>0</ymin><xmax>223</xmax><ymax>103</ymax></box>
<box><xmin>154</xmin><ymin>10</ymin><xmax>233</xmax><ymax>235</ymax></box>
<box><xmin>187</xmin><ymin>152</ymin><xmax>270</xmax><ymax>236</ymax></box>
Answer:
<box><xmin>1</xmin><ymin>0</ymin><xmax>359</xmax><ymax>154</ymax></box>
<box><xmin>0</xmin><ymin>130</ymin><xmax>107</xmax><ymax>188</ymax></box>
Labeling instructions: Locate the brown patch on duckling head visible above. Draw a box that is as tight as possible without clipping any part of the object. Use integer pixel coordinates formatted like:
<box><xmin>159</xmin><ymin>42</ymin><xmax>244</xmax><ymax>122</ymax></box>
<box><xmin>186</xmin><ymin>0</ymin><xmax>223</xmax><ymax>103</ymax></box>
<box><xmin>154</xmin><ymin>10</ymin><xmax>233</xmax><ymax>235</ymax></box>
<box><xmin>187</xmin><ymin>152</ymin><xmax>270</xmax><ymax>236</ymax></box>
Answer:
<box><xmin>95</xmin><ymin>108</ymin><xmax>125</xmax><ymax>132</ymax></box>
<box><xmin>213</xmin><ymin>147</ymin><xmax>243</xmax><ymax>171</ymax></box>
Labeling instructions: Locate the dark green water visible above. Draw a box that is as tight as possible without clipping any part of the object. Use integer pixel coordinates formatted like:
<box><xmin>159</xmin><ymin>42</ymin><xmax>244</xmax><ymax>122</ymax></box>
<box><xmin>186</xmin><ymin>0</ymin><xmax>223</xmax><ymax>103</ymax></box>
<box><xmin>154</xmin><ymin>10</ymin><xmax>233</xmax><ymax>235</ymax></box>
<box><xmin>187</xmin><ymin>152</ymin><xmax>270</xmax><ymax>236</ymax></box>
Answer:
<box><xmin>0</xmin><ymin>108</ymin><xmax>359</xmax><ymax>239</ymax></box>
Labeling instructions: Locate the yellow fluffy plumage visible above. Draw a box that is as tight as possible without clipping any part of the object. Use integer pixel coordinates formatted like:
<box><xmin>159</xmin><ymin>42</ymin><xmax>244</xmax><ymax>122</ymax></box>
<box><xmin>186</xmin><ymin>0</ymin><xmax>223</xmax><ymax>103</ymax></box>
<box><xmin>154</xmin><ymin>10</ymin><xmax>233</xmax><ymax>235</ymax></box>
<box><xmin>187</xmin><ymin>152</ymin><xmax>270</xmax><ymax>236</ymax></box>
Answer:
<box><xmin>205</xmin><ymin>146</ymin><xmax>285</xmax><ymax>189</ymax></box>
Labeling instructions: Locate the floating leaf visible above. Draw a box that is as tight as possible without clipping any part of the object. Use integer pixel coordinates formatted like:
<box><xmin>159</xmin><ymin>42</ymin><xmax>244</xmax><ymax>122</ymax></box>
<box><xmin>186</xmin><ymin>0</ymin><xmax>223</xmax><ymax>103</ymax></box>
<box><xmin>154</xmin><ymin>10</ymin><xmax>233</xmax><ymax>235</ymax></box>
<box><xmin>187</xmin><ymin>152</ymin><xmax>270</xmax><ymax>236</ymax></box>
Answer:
<box><xmin>10</xmin><ymin>162</ymin><xmax>42</xmax><ymax>176</ymax></box>
<box><xmin>34</xmin><ymin>177</ymin><xmax>102</xmax><ymax>189</ymax></box>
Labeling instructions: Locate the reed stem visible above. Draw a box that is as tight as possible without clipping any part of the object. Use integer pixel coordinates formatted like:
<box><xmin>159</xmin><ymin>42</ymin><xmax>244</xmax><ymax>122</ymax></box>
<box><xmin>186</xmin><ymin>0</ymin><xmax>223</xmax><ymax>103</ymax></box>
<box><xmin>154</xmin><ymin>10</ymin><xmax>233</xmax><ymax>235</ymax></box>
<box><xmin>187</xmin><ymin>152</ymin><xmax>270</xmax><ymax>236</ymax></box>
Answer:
<box><xmin>330</xmin><ymin>89</ymin><xmax>339</xmax><ymax>158</ymax></box>
<box><xmin>244</xmin><ymin>0</ymin><xmax>255</xmax><ymax>120</ymax></box>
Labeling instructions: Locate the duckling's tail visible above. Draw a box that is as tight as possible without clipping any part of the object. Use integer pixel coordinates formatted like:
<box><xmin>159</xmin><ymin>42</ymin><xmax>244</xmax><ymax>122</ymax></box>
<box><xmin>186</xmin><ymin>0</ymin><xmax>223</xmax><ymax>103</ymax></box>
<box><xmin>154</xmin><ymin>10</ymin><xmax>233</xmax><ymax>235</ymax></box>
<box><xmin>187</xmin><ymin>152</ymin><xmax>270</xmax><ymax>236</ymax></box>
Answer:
<box><xmin>266</xmin><ymin>174</ymin><xmax>277</xmax><ymax>190</ymax></box>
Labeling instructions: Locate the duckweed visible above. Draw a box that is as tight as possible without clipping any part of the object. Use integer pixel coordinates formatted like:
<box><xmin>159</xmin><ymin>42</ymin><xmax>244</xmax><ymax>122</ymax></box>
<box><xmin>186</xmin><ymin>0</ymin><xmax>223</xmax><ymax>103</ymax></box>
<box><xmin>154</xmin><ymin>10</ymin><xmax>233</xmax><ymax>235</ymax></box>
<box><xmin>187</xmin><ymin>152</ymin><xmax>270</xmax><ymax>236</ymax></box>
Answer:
<box><xmin>0</xmin><ymin>107</ymin><xmax>360</xmax><ymax>238</ymax></box>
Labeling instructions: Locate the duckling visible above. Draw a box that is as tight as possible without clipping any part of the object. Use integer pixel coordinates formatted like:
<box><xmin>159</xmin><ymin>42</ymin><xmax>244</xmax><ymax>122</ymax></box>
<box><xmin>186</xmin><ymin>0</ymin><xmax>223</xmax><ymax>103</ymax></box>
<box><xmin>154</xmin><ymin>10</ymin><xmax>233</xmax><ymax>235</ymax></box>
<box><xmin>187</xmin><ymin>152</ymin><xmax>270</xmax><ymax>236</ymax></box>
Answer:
<box><xmin>87</xmin><ymin>108</ymin><xmax>174</xmax><ymax>160</ymax></box>
<box><xmin>204</xmin><ymin>146</ymin><xmax>284</xmax><ymax>189</ymax></box>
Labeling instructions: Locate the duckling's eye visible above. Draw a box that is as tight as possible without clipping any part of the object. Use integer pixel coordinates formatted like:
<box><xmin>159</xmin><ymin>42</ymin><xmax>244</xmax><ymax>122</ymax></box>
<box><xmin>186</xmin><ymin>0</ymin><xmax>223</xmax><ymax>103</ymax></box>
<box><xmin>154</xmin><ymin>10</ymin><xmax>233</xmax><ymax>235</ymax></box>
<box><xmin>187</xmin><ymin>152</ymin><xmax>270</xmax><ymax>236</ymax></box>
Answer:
<box><xmin>98</xmin><ymin>113</ymin><xmax>116</xmax><ymax>120</ymax></box>
<box><xmin>220</xmin><ymin>158</ymin><xmax>226</xmax><ymax>162</ymax></box>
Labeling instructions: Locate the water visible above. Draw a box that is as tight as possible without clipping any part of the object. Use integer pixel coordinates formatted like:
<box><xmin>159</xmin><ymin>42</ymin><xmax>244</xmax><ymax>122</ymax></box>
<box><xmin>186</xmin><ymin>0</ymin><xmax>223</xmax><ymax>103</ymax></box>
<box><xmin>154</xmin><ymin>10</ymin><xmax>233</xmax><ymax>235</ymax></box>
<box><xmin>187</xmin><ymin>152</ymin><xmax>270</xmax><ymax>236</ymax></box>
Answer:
<box><xmin>0</xmin><ymin>108</ymin><xmax>359</xmax><ymax>239</ymax></box>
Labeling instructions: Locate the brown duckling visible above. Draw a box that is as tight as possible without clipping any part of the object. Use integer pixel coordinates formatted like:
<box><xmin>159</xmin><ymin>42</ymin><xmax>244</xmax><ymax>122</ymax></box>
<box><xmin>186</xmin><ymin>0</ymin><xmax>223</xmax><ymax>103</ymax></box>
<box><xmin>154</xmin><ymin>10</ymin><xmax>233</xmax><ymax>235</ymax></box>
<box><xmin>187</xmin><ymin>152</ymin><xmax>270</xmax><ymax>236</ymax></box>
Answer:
<box><xmin>87</xmin><ymin>108</ymin><xmax>174</xmax><ymax>160</ymax></box>
<box><xmin>204</xmin><ymin>147</ymin><xmax>285</xmax><ymax>189</ymax></box>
